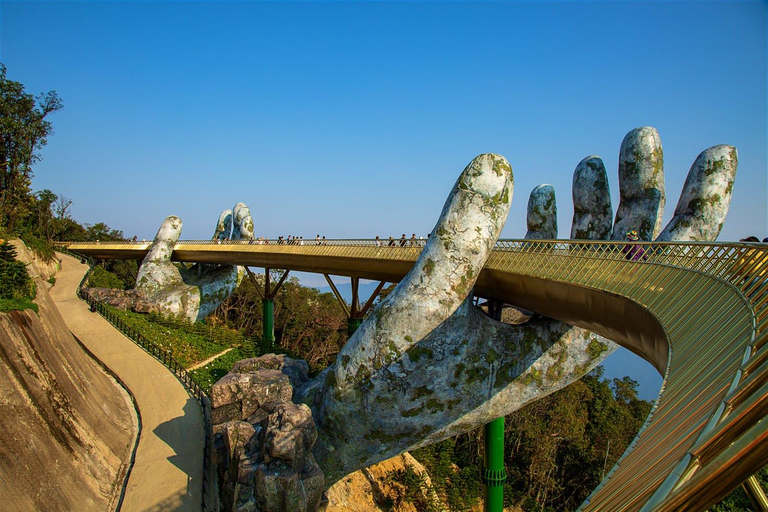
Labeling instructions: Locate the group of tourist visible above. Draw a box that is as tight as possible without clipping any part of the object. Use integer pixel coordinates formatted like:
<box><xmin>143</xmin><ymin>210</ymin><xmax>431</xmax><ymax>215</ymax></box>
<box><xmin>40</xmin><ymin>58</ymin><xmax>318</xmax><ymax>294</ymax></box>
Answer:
<box><xmin>740</xmin><ymin>236</ymin><xmax>768</xmax><ymax>244</ymax></box>
<box><xmin>374</xmin><ymin>234</ymin><xmax>428</xmax><ymax>247</ymax></box>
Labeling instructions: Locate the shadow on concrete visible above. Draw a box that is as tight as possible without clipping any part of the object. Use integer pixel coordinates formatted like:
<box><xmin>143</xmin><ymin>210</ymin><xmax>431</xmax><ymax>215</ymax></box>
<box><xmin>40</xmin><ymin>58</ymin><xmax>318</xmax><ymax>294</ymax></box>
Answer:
<box><xmin>153</xmin><ymin>396</ymin><xmax>204</xmax><ymax>509</ymax></box>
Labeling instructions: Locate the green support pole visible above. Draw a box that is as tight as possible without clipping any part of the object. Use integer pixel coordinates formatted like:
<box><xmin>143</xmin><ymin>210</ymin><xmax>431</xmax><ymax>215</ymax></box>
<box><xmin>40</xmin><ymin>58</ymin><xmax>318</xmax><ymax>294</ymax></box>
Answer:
<box><xmin>262</xmin><ymin>298</ymin><xmax>275</xmax><ymax>349</ymax></box>
<box><xmin>347</xmin><ymin>317</ymin><xmax>363</xmax><ymax>336</ymax></box>
<box><xmin>483</xmin><ymin>299</ymin><xmax>506</xmax><ymax>512</ymax></box>
<box><xmin>484</xmin><ymin>417</ymin><xmax>506</xmax><ymax>511</ymax></box>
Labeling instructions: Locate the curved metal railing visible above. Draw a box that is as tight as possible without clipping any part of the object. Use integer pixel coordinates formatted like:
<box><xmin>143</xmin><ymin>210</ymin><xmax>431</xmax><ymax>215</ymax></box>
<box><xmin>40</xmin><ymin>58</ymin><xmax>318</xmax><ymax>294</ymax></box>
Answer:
<box><xmin>57</xmin><ymin>238</ymin><xmax>768</xmax><ymax>512</ymax></box>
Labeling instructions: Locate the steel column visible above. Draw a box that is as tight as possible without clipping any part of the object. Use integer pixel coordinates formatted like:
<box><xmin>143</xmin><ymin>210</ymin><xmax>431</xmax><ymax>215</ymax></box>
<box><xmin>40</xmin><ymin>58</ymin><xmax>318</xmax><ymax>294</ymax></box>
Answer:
<box><xmin>262</xmin><ymin>298</ymin><xmax>275</xmax><ymax>349</ymax></box>
<box><xmin>484</xmin><ymin>299</ymin><xmax>506</xmax><ymax>512</ymax></box>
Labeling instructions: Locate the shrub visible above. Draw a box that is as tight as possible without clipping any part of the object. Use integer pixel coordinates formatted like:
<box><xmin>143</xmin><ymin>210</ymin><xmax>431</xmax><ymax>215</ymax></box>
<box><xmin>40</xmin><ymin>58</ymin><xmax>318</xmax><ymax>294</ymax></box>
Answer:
<box><xmin>88</xmin><ymin>266</ymin><xmax>125</xmax><ymax>289</ymax></box>
<box><xmin>0</xmin><ymin>241</ymin><xmax>37</xmax><ymax>312</ymax></box>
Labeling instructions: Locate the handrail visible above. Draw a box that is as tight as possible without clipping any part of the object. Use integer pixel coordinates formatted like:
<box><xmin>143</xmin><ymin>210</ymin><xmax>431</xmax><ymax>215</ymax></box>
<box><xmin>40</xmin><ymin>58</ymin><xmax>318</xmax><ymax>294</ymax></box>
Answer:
<box><xmin>55</xmin><ymin>247</ymin><xmax>216</xmax><ymax>512</ymax></box>
<box><xmin>57</xmin><ymin>239</ymin><xmax>768</xmax><ymax>511</ymax></box>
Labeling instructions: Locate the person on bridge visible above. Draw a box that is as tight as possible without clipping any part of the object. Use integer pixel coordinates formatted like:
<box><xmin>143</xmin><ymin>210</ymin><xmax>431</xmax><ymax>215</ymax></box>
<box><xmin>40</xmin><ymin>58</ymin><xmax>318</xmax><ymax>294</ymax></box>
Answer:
<box><xmin>622</xmin><ymin>230</ymin><xmax>647</xmax><ymax>261</ymax></box>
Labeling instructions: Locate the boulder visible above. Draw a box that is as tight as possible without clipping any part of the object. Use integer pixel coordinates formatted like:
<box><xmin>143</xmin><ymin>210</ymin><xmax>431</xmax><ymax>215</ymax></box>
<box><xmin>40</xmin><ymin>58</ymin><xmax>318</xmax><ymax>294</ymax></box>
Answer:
<box><xmin>211</xmin><ymin>354</ymin><xmax>325</xmax><ymax>512</ymax></box>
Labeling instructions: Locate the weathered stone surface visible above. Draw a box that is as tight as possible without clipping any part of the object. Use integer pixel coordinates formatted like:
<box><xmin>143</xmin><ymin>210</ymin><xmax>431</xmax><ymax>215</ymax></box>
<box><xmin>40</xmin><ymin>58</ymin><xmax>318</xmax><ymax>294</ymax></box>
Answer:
<box><xmin>526</xmin><ymin>184</ymin><xmax>557</xmax><ymax>239</ymax></box>
<box><xmin>81</xmin><ymin>286</ymin><xmax>162</xmax><ymax>314</ymax></box>
<box><xmin>211</xmin><ymin>369</ymin><xmax>293</xmax><ymax>419</ymax></box>
<box><xmin>657</xmin><ymin>145</ymin><xmax>738</xmax><ymax>242</ymax></box>
<box><xmin>265</xmin><ymin>403</ymin><xmax>317</xmax><ymax>466</ymax></box>
<box><xmin>232</xmin><ymin>353</ymin><xmax>310</xmax><ymax>389</ymax></box>
<box><xmin>571</xmin><ymin>156</ymin><xmax>612</xmax><ymax>240</ymax></box>
<box><xmin>212</xmin><ymin>359</ymin><xmax>325</xmax><ymax>512</ymax></box>
<box><xmin>612</xmin><ymin>126</ymin><xmax>665</xmax><ymax>240</ymax></box>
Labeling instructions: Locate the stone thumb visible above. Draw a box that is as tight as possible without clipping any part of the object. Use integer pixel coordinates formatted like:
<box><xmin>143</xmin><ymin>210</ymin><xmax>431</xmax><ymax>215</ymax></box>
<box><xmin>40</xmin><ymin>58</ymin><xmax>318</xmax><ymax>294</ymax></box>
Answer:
<box><xmin>144</xmin><ymin>215</ymin><xmax>182</xmax><ymax>263</ymax></box>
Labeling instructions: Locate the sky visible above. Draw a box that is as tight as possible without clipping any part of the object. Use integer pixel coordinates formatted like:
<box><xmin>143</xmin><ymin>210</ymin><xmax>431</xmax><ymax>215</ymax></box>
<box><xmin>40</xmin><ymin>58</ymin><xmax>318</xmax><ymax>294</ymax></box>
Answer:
<box><xmin>2</xmin><ymin>0</ymin><xmax>766</xmax><ymax>399</ymax></box>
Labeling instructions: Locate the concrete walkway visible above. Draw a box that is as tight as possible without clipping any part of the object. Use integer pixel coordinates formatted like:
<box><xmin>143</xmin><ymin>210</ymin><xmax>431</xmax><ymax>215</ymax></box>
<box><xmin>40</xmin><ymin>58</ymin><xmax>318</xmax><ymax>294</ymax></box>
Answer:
<box><xmin>50</xmin><ymin>253</ymin><xmax>204</xmax><ymax>512</ymax></box>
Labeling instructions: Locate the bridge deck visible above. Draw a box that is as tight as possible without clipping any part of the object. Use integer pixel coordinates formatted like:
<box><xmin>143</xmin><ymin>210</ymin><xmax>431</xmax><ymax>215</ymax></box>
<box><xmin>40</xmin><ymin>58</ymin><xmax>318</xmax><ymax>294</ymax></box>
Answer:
<box><xmin>62</xmin><ymin>239</ymin><xmax>768</xmax><ymax>512</ymax></box>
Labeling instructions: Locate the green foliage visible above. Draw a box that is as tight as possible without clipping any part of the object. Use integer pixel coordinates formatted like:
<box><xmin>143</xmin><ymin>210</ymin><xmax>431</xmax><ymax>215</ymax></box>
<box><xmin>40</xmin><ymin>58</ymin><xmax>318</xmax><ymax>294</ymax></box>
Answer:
<box><xmin>83</xmin><ymin>222</ymin><xmax>124</xmax><ymax>242</ymax></box>
<box><xmin>189</xmin><ymin>346</ymin><xmax>255</xmax><ymax>393</ymax></box>
<box><xmin>411</xmin><ymin>435</ymin><xmax>481</xmax><ymax>511</ymax></box>
<box><xmin>0</xmin><ymin>240</ymin><xmax>36</xmax><ymax>312</ymax></box>
<box><xmin>410</xmin><ymin>367</ymin><xmax>654</xmax><ymax>512</ymax></box>
<box><xmin>105</xmin><ymin>306</ymin><xmax>256</xmax><ymax>368</ymax></box>
<box><xmin>0</xmin><ymin>63</ymin><xmax>63</xmax><ymax>232</ymax></box>
<box><xmin>0</xmin><ymin>297</ymin><xmax>38</xmax><ymax>313</ymax></box>
<box><xmin>19</xmin><ymin>231</ymin><xmax>55</xmax><ymax>261</ymax></box>
<box><xmin>212</xmin><ymin>274</ymin><xmax>348</xmax><ymax>372</ymax></box>
<box><xmin>711</xmin><ymin>466</ymin><xmax>768</xmax><ymax>511</ymax></box>
<box><xmin>384</xmin><ymin>456</ymin><xmax>444</xmax><ymax>512</ymax></box>
<box><xmin>87</xmin><ymin>266</ymin><xmax>126</xmax><ymax>289</ymax></box>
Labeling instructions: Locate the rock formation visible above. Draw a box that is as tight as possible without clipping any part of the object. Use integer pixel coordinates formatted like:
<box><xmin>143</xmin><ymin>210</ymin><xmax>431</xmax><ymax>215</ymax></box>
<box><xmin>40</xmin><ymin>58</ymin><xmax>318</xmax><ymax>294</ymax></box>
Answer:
<box><xmin>210</xmin><ymin>354</ymin><xmax>324</xmax><ymax>512</ymax></box>
<box><xmin>0</xmin><ymin>242</ymin><xmax>136</xmax><ymax>511</ymax></box>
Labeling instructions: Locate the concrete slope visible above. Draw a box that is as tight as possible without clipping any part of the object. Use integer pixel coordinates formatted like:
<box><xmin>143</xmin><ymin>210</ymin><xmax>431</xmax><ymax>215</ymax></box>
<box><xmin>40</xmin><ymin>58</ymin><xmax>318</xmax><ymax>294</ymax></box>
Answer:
<box><xmin>50</xmin><ymin>253</ymin><xmax>204</xmax><ymax>512</ymax></box>
<box><xmin>0</xmin><ymin>276</ymin><xmax>136</xmax><ymax>511</ymax></box>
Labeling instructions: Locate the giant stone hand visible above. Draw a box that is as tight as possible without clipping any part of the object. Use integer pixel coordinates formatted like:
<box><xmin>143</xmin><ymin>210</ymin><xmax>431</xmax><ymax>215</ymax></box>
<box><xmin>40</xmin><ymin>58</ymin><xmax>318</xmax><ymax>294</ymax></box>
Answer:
<box><xmin>134</xmin><ymin>202</ymin><xmax>254</xmax><ymax>322</ymax></box>
<box><xmin>295</xmin><ymin>126</ymin><xmax>738</xmax><ymax>485</ymax></box>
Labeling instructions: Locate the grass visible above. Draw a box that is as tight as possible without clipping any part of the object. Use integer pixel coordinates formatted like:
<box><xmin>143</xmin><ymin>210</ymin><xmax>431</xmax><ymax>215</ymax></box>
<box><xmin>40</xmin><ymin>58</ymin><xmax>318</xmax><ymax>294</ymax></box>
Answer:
<box><xmin>189</xmin><ymin>347</ymin><xmax>255</xmax><ymax>393</ymax></box>
<box><xmin>104</xmin><ymin>306</ymin><xmax>257</xmax><ymax>369</ymax></box>
<box><xmin>0</xmin><ymin>297</ymin><xmax>38</xmax><ymax>314</ymax></box>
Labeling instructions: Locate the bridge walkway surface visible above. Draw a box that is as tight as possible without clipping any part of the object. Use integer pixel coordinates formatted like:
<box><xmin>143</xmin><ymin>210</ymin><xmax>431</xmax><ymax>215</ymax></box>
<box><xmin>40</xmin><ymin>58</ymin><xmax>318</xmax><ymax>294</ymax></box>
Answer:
<box><xmin>50</xmin><ymin>253</ymin><xmax>204</xmax><ymax>512</ymax></box>
<box><xmin>64</xmin><ymin>239</ymin><xmax>768</xmax><ymax>512</ymax></box>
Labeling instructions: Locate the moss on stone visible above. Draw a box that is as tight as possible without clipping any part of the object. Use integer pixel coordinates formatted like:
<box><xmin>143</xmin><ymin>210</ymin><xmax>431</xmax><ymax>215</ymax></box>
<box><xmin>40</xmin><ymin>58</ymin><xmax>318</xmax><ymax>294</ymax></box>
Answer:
<box><xmin>465</xmin><ymin>366</ymin><xmax>489</xmax><ymax>384</ymax></box>
<box><xmin>407</xmin><ymin>345</ymin><xmax>433</xmax><ymax>363</ymax></box>
<box><xmin>426</xmin><ymin>399</ymin><xmax>445</xmax><ymax>412</ymax></box>
<box><xmin>495</xmin><ymin>361</ymin><xmax>514</xmax><ymax>388</ymax></box>
<box><xmin>412</xmin><ymin>386</ymin><xmax>434</xmax><ymax>399</ymax></box>
<box><xmin>587</xmin><ymin>337</ymin><xmax>608</xmax><ymax>360</ymax></box>
<box><xmin>402</xmin><ymin>405</ymin><xmax>425</xmax><ymax>417</ymax></box>
<box><xmin>521</xmin><ymin>367</ymin><xmax>543</xmax><ymax>386</ymax></box>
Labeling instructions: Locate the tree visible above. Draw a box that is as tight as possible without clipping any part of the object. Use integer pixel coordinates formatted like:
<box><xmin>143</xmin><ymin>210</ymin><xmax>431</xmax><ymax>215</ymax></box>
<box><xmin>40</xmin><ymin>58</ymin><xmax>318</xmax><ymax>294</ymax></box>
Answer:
<box><xmin>0</xmin><ymin>63</ymin><xmax>63</xmax><ymax>231</ymax></box>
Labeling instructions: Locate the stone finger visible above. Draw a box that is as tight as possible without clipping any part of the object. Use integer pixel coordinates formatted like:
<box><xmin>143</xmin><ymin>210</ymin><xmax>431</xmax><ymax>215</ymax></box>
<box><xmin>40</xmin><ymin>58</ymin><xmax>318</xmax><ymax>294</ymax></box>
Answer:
<box><xmin>231</xmin><ymin>203</ymin><xmax>255</xmax><ymax>241</ymax></box>
<box><xmin>143</xmin><ymin>215</ymin><xmax>182</xmax><ymax>263</ymax></box>
<box><xmin>612</xmin><ymin>126</ymin><xmax>665</xmax><ymax>240</ymax></box>
<box><xmin>571</xmin><ymin>156</ymin><xmax>612</xmax><ymax>240</ymax></box>
<box><xmin>213</xmin><ymin>209</ymin><xmax>233</xmax><ymax>240</ymax></box>
<box><xmin>657</xmin><ymin>145</ymin><xmax>738</xmax><ymax>242</ymax></box>
<box><xmin>526</xmin><ymin>184</ymin><xmax>557</xmax><ymax>239</ymax></box>
<box><xmin>135</xmin><ymin>215</ymin><xmax>184</xmax><ymax>295</ymax></box>
<box><xmin>332</xmin><ymin>153</ymin><xmax>513</xmax><ymax>390</ymax></box>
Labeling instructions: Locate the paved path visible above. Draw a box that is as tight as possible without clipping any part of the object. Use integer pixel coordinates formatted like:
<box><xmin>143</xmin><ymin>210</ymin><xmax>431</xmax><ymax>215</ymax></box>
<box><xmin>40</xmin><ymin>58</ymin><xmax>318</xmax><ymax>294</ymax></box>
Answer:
<box><xmin>50</xmin><ymin>253</ymin><xmax>204</xmax><ymax>512</ymax></box>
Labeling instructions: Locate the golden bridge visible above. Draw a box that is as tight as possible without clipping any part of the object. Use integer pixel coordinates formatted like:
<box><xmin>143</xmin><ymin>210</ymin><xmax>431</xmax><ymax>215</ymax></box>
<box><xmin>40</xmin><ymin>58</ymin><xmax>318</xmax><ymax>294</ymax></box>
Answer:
<box><xmin>61</xmin><ymin>238</ymin><xmax>768</xmax><ymax>511</ymax></box>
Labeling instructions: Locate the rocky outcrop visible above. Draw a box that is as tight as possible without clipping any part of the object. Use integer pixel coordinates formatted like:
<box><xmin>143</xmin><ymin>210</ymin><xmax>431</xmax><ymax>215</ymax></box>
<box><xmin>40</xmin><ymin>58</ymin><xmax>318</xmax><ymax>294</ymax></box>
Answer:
<box><xmin>326</xmin><ymin>452</ymin><xmax>444</xmax><ymax>512</ymax></box>
<box><xmin>211</xmin><ymin>354</ymin><xmax>324</xmax><ymax>512</ymax></box>
<box><xmin>0</xmin><ymin>247</ymin><xmax>136</xmax><ymax>511</ymax></box>
<box><xmin>9</xmin><ymin>239</ymin><xmax>59</xmax><ymax>281</ymax></box>
<box><xmin>81</xmin><ymin>286</ymin><xmax>163</xmax><ymax>314</ymax></box>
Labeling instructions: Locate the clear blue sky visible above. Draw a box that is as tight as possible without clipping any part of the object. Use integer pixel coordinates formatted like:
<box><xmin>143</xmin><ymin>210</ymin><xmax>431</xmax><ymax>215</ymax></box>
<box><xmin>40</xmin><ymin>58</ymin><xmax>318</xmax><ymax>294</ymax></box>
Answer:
<box><xmin>2</xmin><ymin>0</ymin><xmax>766</xmax><ymax>398</ymax></box>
